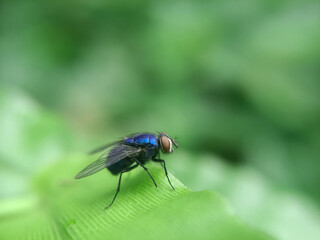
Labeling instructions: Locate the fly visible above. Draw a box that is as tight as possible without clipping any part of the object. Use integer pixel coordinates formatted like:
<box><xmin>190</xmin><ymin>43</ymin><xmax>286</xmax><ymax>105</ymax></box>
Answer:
<box><xmin>75</xmin><ymin>132</ymin><xmax>178</xmax><ymax>209</ymax></box>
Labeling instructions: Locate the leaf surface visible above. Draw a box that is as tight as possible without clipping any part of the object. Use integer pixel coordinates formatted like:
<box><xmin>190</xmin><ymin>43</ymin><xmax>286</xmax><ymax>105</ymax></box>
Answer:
<box><xmin>0</xmin><ymin>156</ymin><xmax>273</xmax><ymax>240</ymax></box>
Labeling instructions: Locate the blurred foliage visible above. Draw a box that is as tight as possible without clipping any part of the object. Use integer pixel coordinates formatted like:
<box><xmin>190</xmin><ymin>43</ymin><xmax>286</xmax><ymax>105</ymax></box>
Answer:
<box><xmin>1</xmin><ymin>0</ymin><xmax>320</xmax><ymax>240</ymax></box>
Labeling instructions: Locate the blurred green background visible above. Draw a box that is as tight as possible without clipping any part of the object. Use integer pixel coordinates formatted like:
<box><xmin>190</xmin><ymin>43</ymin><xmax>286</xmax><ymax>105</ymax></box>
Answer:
<box><xmin>1</xmin><ymin>0</ymin><xmax>320</xmax><ymax>240</ymax></box>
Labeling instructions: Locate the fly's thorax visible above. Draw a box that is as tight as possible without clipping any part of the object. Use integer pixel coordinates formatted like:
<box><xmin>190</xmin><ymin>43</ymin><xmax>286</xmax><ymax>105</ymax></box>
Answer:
<box><xmin>125</xmin><ymin>133</ymin><xmax>159</xmax><ymax>148</ymax></box>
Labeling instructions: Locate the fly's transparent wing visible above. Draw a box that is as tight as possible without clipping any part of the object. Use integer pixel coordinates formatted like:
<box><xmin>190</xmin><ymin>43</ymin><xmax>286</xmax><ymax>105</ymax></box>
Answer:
<box><xmin>106</xmin><ymin>145</ymin><xmax>142</xmax><ymax>167</ymax></box>
<box><xmin>75</xmin><ymin>145</ymin><xmax>142</xmax><ymax>179</ymax></box>
<box><xmin>89</xmin><ymin>132</ymin><xmax>155</xmax><ymax>155</ymax></box>
<box><xmin>75</xmin><ymin>158</ymin><xmax>107</xmax><ymax>179</ymax></box>
<box><xmin>88</xmin><ymin>140</ymin><xmax>123</xmax><ymax>155</ymax></box>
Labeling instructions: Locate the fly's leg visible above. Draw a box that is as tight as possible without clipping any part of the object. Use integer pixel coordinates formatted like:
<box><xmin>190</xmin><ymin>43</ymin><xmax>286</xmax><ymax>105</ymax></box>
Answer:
<box><xmin>134</xmin><ymin>158</ymin><xmax>158</xmax><ymax>188</ymax></box>
<box><xmin>152</xmin><ymin>158</ymin><xmax>175</xmax><ymax>190</ymax></box>
<box><xmin>105</xmin><ymin>164</ymin><xmax>138</xmax><ymax>209</ymax></box>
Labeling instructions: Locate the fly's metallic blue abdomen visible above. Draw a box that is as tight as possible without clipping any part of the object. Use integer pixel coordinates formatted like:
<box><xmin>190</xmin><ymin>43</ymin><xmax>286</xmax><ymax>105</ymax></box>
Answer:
<box><xmin>125</xmin><ymin>133</ymin><xmax>159</xmax><ymax>148</ymax></box>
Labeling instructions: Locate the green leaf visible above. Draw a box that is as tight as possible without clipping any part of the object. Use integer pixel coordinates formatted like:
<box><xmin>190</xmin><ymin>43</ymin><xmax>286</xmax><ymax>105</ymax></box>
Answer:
<box><xmin>0</xmin><ymin>90</ymin><xmax>273</xmax><ymax>239</ymax></box>
<box><xmin>0</xmin><ymin>155</ymin><xmax>273</xmax><ymax>240</ymax></box>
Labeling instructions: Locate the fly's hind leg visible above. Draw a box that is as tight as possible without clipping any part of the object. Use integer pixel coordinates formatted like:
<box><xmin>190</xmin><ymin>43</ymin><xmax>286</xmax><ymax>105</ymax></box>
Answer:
<box><xmin>105</xmin><ymin>164</ymin><xmax>138</xmax><ymax>209</ymax></box>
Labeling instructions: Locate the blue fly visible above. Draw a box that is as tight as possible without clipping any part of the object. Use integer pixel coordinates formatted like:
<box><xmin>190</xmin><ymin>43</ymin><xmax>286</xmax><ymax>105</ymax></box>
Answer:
<box><xmin>75</xmin><ymin>132</ymin><xmax>178</xmax><ymax>209</ymax></box>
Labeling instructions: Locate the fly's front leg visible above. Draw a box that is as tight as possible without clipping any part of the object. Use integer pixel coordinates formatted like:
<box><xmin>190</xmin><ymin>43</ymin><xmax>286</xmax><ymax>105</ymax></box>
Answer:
<box><xmin>152</xmin><ymin>158</ymin><xmax>175</xmax><ymax>190</ymax></box>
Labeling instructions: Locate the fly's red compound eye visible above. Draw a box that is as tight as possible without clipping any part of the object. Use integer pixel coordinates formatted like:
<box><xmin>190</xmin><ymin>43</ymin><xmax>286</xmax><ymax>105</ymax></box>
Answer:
<box><xmin>160</xmin><ymin>136</ymin><xmax>173</xmax><ymax>153</ymax></box>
